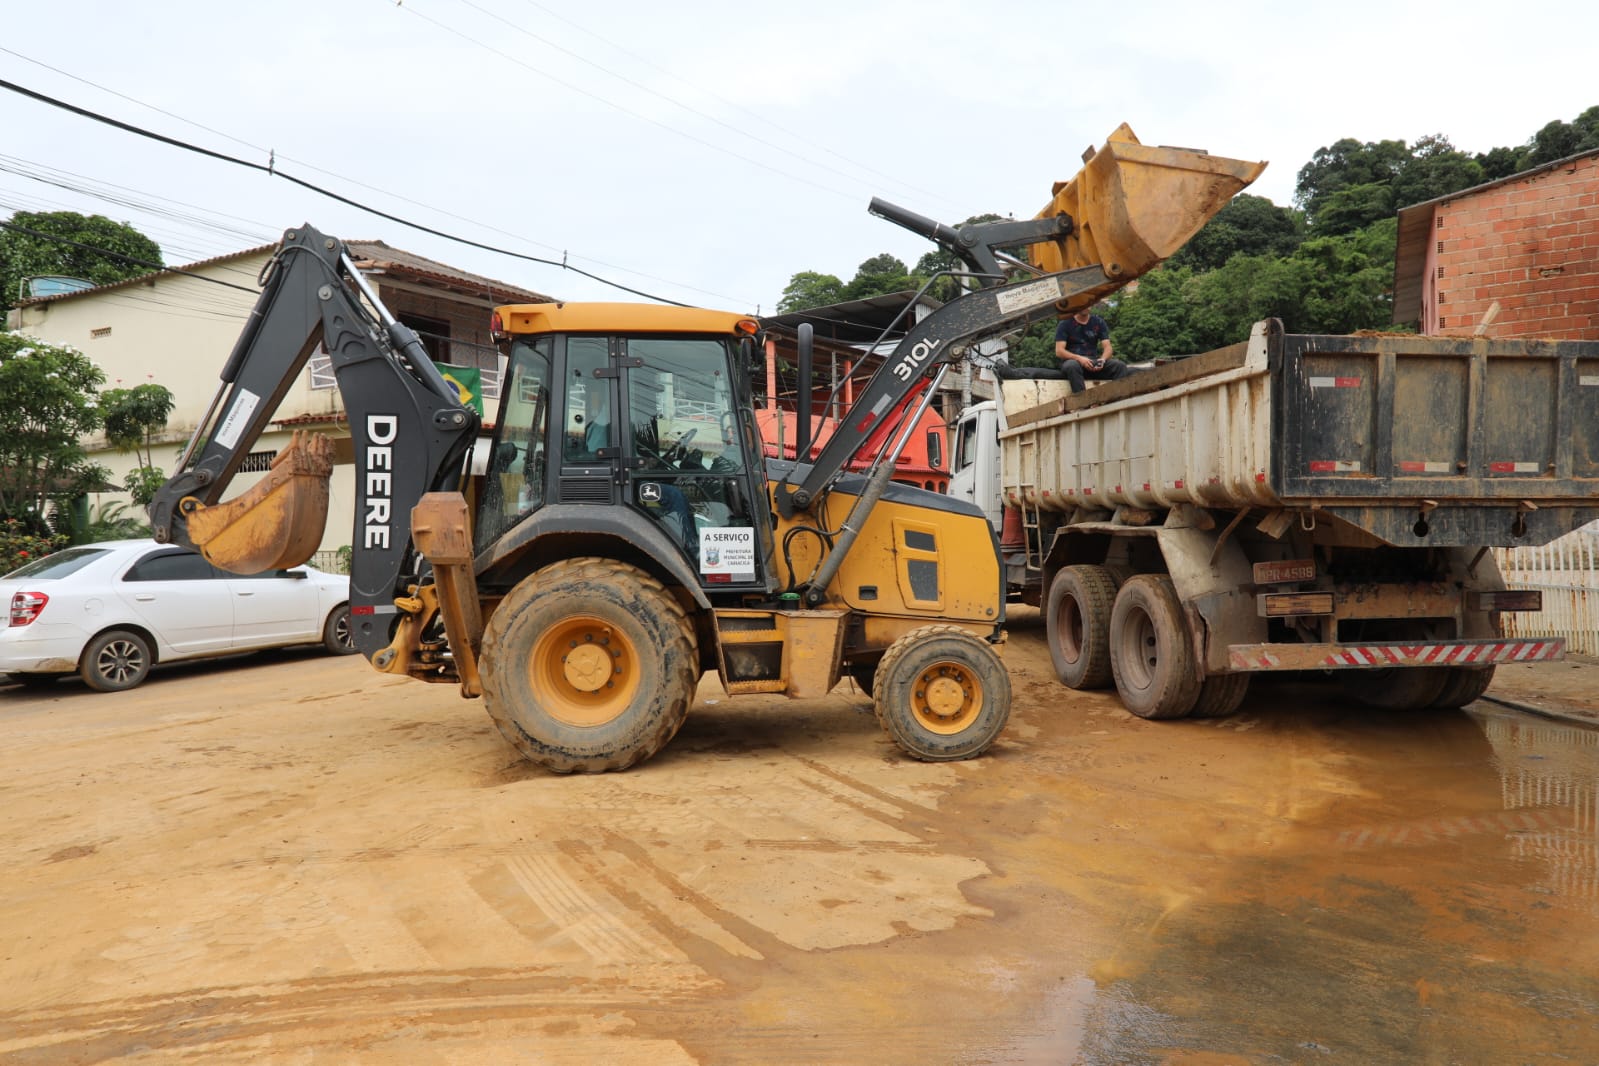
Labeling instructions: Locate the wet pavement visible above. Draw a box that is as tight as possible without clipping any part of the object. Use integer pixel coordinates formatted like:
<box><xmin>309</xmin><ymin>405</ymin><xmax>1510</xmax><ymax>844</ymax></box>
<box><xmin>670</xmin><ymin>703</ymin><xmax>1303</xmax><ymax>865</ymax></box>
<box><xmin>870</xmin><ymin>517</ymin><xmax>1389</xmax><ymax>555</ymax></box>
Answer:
<box><xmin>2</xmin><ymin>627</ymin><xmax>1598</xmax><ymax>1063</ymax></box>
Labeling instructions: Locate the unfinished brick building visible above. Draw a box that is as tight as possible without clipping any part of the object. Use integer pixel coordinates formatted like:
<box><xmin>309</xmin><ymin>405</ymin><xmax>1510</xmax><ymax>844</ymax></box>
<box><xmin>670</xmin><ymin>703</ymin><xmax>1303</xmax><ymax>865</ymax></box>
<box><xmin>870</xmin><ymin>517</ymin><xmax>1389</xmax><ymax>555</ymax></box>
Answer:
<box><xmin>1393</xmin><ymin>150</ymin><xmax>1598</xmax><ymax>338</ymax></box>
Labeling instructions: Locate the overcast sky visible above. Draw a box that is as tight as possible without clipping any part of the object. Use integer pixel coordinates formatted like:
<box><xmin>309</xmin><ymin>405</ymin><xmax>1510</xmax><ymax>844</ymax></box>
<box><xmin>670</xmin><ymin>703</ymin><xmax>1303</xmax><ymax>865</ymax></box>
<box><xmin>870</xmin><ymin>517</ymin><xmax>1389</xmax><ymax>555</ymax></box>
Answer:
<box><xmin>2</xmin><ymin>0</ymin><xmax>1595</xmax><ymax>315</ymax></box>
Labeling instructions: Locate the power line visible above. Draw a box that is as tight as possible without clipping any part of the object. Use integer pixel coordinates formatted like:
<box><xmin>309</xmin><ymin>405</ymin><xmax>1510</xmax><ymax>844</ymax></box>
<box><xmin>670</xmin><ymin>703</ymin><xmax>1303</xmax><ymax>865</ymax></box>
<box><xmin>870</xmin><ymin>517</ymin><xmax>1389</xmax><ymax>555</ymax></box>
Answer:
<box><xmin>439</xmin><ymin>0</ymin><xmax>956</xmax><ymax>209</ymax></box>
<box><xmin>0</xmin><ymin>218</ymin><xmax>260</xmax><ymax>293</ymax></box>
<box><xmin>0</xmin><ymin>76</ymin><xmax>703</xmax><ymax>306</ymax></box>
<box><xmin>0</xmin><ymin>44</ymin><xmax>752</xmax><ymax>304</ymax></box>
<box><xmin>504</xmin><ymin>0</ymin><xmax>957</xmax><ymax>208</ymax></box>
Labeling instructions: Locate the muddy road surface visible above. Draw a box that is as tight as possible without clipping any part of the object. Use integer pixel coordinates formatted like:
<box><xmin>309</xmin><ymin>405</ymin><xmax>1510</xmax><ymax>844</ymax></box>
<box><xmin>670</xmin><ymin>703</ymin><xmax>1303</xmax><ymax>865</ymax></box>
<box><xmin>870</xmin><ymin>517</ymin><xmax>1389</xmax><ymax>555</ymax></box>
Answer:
<box><xmin>3</xmin><ymin>610</ymin><xmax>1598</xmax><ymax>1064</ymax></box>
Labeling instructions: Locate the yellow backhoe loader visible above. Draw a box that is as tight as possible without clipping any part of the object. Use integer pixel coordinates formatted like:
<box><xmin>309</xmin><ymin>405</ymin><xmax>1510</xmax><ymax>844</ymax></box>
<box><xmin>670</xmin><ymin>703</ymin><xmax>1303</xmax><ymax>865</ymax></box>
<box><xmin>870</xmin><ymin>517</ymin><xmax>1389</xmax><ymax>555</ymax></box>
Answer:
<box><xmin>149</xmin><ymin>125</ymin><xmax>1263</xmax><ymax>772</ymax></box>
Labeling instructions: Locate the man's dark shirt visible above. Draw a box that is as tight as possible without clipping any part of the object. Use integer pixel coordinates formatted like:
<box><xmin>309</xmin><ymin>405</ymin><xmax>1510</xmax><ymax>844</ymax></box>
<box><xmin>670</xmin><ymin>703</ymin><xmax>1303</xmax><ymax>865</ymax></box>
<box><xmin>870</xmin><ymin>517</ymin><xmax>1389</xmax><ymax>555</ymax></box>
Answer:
<box><xmin>1055</xmin><ymin>314</ymin><xmax>1110</xmax><ymax>359</ymax></box>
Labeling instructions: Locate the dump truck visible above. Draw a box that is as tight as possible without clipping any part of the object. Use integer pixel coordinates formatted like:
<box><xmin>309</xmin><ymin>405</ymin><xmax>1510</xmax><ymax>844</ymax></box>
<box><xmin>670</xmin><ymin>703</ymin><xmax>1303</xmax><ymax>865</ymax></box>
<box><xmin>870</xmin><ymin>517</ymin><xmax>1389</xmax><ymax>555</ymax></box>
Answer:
<box><xmin>147</xmin><ymin>125</ymin><xmax>1263</xmax><ymax>770</ymax></box>
<box><xmin>948</xmin><ymin>321</ymin><xmax>1599</xmax><ymax>719</ymax></box>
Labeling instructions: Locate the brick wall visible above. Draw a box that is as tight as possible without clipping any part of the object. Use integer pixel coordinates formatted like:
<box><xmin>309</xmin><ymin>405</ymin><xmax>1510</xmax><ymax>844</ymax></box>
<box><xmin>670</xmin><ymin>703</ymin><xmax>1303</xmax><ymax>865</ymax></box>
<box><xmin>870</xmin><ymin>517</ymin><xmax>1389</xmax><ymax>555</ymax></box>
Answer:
<box><xmin>1430</xmin><ymin>154</ymin><xmax>1599</xmax><ymax>339</ymax></box>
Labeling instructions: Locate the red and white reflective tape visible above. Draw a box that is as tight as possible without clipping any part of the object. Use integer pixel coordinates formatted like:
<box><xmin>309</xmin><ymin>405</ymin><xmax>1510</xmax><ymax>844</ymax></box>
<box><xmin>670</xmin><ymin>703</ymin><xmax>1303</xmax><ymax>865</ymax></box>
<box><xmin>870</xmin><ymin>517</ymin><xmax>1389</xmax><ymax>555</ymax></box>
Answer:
<box><xmin>1398</xmin><ymin>461</ymin><xmax>1451</xmax><ymax>474</ymax></box>
<box><xmin>1230</xmin><ymin>649</ymin><xmax>1282</xmax><ymax>670</ymax></box>
<box><xmin>1489</xmin><ymin>461</ymin><xmax>1540</xmax><ymax>474</ymax></box>
<box><xmin>1309</xmin><ymin>376</ymin><xmax>1362</xmax><ymax>388</ymax></box>
<box><xmin>1309</xmin><ymin>460</ymin><xmax>1361</xmax><ymax>473</ymax></box>
<box><xmin>1323</xmin><ymin>640</ymin><xmax>1561</xmax><ymax>668</ymax></box>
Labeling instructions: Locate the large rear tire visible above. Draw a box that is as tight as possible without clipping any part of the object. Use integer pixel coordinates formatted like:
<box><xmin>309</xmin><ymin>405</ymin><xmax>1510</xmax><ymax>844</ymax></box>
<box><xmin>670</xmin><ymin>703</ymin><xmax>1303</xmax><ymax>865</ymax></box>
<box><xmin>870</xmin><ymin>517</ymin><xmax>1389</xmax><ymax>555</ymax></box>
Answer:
<box><xmin>480</xmin><ymin>558</ymin><xmax>697</xmax><ymax>773</ymax></box>
<box><xmin>874</xmin><ymin>625</ymin><xmax>1011</xmax><ymax>761</ymax></box>
<box><xmin>1188</xmin><ymin>673</ymin><xmax>1251</xmax><ymax>719</ymax></box>
<box><xmin>1338</xmin><ymin>667</ymin><xmax>1451</xmax><ymax>710</ymax></box>
<box><xmin>1109</xmin><ymin>575</ymin><xmax>1201</xmax><ymax>720</ymax></box>
<box><xmin>1428</xmin><ymin>665</ymin><xmax>1496</xmax><ymax>709</ymax></box>
<box><xmin>1046</xmin><ymin>564</ymin><xmax>1117</xmax><ymax>689</ymax></box>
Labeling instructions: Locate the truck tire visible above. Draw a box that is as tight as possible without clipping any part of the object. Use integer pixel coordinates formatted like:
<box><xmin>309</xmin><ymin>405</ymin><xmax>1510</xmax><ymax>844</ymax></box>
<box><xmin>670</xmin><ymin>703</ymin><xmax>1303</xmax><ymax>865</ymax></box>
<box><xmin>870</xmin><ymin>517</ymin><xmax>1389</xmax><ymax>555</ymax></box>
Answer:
<box><xmin>480</xmin><ymin>558</ymin><xmax>697</xmax><ymax>773</ymax></box>
<box><xmin>1338</xmin><ymin>667</ymin><xmax>1450</xmax><ymax>710</ymax></box>
<box><xmin>1109</xmin><ymin>575</ymin><xmax>1201</xmax><ymax>720</ymax></box>
<box><xmin>873</xmin><ymin>625</ymin><xmax>1011</xmax><ymax>761</ymax></box>
<box><xmin>1428</xmin><ymin>665</ymin><xmax>1496</xmax><ymax>709</ymax></box>
<box><xmin>1188</xmin><ymin>673</ymin><xmax>1251</xmax><ymax>718</ymax></box>
<box><xmin>1047</xmin><ymin>564</ymin><xmax>1117</xmax><ymax>689</ymax></box>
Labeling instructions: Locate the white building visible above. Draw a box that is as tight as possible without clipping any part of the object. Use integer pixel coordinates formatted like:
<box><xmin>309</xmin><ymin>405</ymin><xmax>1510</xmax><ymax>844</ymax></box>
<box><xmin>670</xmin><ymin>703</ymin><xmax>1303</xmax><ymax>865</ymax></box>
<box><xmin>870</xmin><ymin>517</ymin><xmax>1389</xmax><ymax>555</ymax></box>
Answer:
<box><xmin>6</xmin><ymin>238</ymin><xmax>552</xmax><ymax>560</ymax></box>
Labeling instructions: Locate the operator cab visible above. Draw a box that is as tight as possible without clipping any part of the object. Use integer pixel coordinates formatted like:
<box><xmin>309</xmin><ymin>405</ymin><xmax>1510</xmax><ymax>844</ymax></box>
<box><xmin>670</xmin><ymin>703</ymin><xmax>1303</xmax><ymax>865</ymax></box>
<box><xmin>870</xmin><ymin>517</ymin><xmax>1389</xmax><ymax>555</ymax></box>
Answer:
<box><xmin>481</xmin><ymin>304</ymin><xmax>774</xmax><ymax>594</ymax></box>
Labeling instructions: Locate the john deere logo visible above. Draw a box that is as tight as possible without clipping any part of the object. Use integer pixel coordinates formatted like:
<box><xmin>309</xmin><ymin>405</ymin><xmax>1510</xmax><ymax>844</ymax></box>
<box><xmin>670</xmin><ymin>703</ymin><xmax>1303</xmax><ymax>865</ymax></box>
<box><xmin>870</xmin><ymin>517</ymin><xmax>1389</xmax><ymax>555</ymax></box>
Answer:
<box><xmin>638</xmin><ymin>483</ymin><xmax>662</xmax><ymax>504</ymax></box>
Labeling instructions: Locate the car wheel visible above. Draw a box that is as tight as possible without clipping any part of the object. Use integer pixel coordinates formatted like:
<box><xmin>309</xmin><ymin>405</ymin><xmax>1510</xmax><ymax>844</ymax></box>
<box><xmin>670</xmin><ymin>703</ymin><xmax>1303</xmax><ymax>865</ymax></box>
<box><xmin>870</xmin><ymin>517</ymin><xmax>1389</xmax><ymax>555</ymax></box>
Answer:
<box><xmin>322</xmin><ymin>604</ymin><xmax>358</xmax><ymax>655</ymax></box>
<box><xmin>80</xmin><ymin>630</ymin><xmax>153</xmax><ymax>692</ymax></box>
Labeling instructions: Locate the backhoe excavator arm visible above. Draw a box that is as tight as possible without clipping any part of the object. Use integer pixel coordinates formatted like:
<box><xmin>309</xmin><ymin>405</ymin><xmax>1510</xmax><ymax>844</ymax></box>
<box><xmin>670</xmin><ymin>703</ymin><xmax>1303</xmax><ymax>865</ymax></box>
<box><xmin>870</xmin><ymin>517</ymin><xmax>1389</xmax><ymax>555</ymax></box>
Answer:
<box><xmin>148</xmin><ymin>225</ymin><xmax>478</xmax><ymax>660</ymax></box>
<box><xmin>774</xmin><ymin>125</ymin><xmax>1264</xmax><ymax>604</ymax></box>
<box><xmin>776</xmin><ymin>124</ymin><xmax>1265</xmax><ymax>518</ymax></box>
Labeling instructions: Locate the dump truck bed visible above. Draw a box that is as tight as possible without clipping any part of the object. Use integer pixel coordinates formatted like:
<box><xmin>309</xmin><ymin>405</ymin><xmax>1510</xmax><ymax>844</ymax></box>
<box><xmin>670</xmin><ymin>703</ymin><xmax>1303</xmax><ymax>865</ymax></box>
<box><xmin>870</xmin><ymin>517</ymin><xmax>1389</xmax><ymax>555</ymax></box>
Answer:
<box><xmin>1001</xmin><ymin>320</ymin><xmax>1599</xmax><ymax>547</ymax></box>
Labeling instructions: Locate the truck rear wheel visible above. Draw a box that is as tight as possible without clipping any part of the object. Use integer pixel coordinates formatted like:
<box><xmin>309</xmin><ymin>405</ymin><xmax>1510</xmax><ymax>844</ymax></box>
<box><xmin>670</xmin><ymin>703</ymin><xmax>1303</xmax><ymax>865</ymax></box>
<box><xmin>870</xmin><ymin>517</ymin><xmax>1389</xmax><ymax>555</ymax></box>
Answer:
<box><xmin>1428</xmin><ymin>665</ymin><xmax>1496</xmax><ymax>709</ymax></box>
<box><xmin>1188</xmin><ymin>673</ymin><xmax>1251</xmax><ymax>718</ymax></box>
<box><xmin>1047</xmin><ymin>564</ymin><xmax>1117</xmax><ymax>689</ymax></box>
<box><xmin>480</xmin><ymin>558</ymin><xmax>697</xmax><ymax>773</ymax></box>
<box><xmin>1109</xmin><ymin>575</ymin><xmax>1201</xmax><ymax>720</ymax></box>
<box><xmin>873</xmin><ymin>625</ymin><xmax>1011</xmax><ymax>761</ymax></box>
<box><xmin>1338</xmin><ymin>667</ymin><xmax>1450</xmax><ymax>710</ymax></box>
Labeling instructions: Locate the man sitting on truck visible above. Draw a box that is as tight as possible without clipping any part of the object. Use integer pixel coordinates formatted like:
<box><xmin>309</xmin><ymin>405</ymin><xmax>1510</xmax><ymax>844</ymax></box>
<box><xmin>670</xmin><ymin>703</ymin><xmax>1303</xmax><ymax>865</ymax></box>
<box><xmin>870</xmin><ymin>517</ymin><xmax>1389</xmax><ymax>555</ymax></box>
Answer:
<box><xmin>1054</xmin><ymin>308</ymin><xmax>1132</xmax><ymax>392</ymax></box>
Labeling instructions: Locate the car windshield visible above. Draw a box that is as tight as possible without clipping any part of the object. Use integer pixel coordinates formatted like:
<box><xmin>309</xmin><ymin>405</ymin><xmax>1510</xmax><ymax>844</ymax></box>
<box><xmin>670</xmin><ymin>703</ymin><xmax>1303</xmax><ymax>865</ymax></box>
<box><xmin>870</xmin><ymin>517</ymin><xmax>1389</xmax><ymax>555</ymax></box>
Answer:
<box><xmin>2</xmin><ymin>546</ymin><xmax>111</xmax><ymax>580</ymax></box>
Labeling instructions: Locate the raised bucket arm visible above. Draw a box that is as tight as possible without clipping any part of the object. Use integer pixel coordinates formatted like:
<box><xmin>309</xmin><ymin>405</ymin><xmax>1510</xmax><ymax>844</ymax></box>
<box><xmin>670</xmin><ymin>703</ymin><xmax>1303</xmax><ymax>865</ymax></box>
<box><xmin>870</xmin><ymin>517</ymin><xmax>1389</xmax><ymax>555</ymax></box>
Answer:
<box><xmin>149</xmin><ymin>225</ymin><xmax>478</xmax><ymax>658</ymax></box>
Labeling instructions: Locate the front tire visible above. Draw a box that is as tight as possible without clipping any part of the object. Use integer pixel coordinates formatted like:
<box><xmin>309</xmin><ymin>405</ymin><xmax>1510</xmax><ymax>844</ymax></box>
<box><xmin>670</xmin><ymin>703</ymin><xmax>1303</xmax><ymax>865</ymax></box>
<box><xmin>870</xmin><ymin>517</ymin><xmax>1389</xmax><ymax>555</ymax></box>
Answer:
<box><xmin>480</xmin><ymin>558</ymin><xmax>697</xmax><ymax>773</ymax></box>
<box><xmin>873</xmin><ymin>625</ymin><xmax>1011</xmax><ymax>761</ymax></box>
<box><xmin>80</xmin><ymin>630</ymin><xmax>152</xmax><ymax>692</ymax></box>
<box><xmin>1047</xmin><ymin>564</ymin><xmax>1117</xmax><ymax>689</ymax></box>
<box><xmin>1109</xmin><ymin>575</ymin><xmax>1201</xmax><ymax>720</ymax></box>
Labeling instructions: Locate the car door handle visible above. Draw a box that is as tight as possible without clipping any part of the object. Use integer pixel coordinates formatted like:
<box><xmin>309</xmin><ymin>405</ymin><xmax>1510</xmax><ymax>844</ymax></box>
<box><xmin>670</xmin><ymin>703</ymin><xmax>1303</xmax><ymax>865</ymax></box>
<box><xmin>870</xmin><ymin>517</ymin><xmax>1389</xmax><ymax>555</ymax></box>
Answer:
<box><xmin>235</xmin><ymin>590</ymin><xmax>255</xmax><ymax>597</ymax></box>
<box><xmin>135</xmin><ymin>594</ymin><xmax>156</xmax><ymax>602</ymax></box>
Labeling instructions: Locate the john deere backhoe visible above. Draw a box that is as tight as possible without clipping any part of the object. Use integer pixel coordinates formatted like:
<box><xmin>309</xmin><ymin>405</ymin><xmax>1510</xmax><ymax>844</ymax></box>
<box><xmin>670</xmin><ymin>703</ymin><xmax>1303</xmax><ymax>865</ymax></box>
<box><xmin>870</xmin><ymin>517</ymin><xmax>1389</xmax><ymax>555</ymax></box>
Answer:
<box><xmin>149</xmin><ymin>125</ymin><xmax>1263</xmax><ymax>773</ymax></box>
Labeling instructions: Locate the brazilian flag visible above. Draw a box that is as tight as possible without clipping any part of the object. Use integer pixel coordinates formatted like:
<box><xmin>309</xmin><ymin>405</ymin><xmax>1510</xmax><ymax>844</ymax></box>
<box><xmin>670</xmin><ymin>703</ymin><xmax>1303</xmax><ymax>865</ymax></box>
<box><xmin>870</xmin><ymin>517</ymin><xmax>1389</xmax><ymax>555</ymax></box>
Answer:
<box><xmin>441</xmin><ymin>366</ymin><xmax>483</xmax><ymax>416</ymax></box>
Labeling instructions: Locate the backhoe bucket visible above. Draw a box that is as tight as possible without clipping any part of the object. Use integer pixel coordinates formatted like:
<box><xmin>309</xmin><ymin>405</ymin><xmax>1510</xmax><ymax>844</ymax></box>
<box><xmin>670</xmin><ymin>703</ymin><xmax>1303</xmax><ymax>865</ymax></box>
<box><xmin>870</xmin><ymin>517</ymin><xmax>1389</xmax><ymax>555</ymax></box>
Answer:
<box><xmin>183</xmin><ymin>431</ymin><xmax>335</xmax><ymax>574</ymax></box>
<box><xmin>1029</xmin><ymin>123</ymin><xmax>1266</xmax><ymax>311</ymax></box>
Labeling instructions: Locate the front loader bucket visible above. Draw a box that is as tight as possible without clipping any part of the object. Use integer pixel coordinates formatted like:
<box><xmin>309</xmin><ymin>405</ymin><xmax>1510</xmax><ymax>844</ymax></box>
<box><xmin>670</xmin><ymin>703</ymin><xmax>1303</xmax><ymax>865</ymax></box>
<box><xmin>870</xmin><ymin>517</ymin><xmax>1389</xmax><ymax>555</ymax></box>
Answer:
<box><xmin>1029</xmin><ymin>123</ymin><xmax>1266</xmax><ymax>311</ymax></box>
<box><xmin>183</xmin><ymin>431</ymin><xmax>336</xmax><ymax>574</ymax></box>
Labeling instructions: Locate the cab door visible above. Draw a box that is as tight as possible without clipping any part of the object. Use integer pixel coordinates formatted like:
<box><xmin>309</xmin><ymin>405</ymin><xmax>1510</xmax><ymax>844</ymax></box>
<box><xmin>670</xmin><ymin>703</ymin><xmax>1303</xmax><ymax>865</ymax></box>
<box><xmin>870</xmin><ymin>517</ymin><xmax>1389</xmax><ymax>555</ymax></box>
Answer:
<box><xmin>621</xmin><ymin>336</ymin><xmax>769</xmax><ymax>590</ymax></box>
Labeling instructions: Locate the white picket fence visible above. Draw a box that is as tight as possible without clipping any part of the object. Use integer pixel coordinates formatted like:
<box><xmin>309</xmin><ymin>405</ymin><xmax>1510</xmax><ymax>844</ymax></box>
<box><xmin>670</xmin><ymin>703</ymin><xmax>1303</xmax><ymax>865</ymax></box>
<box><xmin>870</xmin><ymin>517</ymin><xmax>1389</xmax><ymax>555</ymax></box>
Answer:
<box><xmin>1494</xmin><ymin>527</ymin><xmax>1599</xmax><ymax>658</ymax></box>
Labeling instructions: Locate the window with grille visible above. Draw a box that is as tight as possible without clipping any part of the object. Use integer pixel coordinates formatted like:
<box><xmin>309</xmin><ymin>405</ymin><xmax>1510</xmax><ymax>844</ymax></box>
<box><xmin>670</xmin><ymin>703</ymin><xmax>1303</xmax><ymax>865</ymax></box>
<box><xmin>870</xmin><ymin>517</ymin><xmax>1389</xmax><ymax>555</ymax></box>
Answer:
<box><xmin>239</xmin><ymin>450</ymin><xmax>277</xmax><ymax>473</ymax></box>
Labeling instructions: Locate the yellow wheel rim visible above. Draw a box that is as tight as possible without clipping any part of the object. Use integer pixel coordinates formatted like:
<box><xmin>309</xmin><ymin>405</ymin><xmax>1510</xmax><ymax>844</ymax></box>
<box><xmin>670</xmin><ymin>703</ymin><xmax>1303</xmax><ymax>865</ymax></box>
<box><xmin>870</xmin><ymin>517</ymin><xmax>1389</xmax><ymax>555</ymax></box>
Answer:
<box><xmin>910</xmin><ymin>660</ymin><xmax>983</xmax><ymax>735</ymax></box>
<box><xmin>530</xmin><ymin>614</ymin><xmax>639</xmax><ymax>726</ymax></box>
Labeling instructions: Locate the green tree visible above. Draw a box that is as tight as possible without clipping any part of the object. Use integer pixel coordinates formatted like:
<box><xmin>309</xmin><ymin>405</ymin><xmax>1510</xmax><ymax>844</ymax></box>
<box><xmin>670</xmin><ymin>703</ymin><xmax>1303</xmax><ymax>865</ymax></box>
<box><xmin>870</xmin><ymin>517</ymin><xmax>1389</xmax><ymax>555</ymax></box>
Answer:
<box><xmin>1392</xmin><ymin>134</ymin><xmax>1484</xmax><ymax>210</ymax></box>
<box><xmin>0</xmin><ymin>333</ymin><xmax>109</xmax><ymax>531</ymax></box>
<box><xmin>841</xmin><ymin>253</ymin><xmax>917</xmax><ymax>301</ymax></box>
<box><xmin>0</xmin><ymin>211</ymin><xmax>163</xmax><ymax>315</ymax></box>
<box><xmin>101</xmin><ymin>382</ymin><xmax>176</xmax><ymax>506</ymax></box>
<box><xmin>776</xmin><ymin>270</ymin><xmax>846</xmax><ymax>313</ymax></box>
<box><xmin>78</xmin><ymin>500</ymin><xmax>150</xmax><ymax>543</ymax></box>
<box><xmin>1168</xmin><ymin>194</ymin><xmax>1304</xmax><ymax>272</ymax></box>
<box><xmin>1294</xmin><ymin>137</ymin><xmax>1411</xmax><ymax>226</ymax></box>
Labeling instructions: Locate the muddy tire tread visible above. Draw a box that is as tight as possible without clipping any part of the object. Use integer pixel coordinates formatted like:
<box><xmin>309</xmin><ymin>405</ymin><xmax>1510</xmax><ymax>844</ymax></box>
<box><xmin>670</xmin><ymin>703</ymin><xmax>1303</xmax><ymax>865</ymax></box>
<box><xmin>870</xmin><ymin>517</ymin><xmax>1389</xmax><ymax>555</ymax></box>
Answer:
<box><xmin>1047</xmin><ymin>564</ymin><xmax>1117</xmax><ymax>690</ymax></box>
<box><xmin>1187</xmin><ymin>673</ymin><xmax>1251</xmax><ymax>718</ymax></box>
<box><xmin>1108</xmin><ymin>575</ymin><xmax>1202</xmax><ymax>720</ymax></box>
<box><xmin>481</xmin><ymin>557</ymin><xmax>696</xmax><ymax>774</ymax></box>
<box><xmin>873</xmin><ymin>624</ymin><xmax>1011</xmax><ymax>762</ymax></box>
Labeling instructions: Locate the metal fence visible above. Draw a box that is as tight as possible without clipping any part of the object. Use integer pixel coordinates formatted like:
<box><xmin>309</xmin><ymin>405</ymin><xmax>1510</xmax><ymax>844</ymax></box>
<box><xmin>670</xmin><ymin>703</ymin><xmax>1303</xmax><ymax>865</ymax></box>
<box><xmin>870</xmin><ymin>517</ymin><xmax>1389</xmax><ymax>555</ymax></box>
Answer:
<box><xmin>309</xmin><ymin>549</ymin><xmax>346</xmax><ymax>574</ymax></box>
<box><xmin>1495</xmin><ymin>528</ymin><xmax>1599</xmax><ymax>657</ymax></box>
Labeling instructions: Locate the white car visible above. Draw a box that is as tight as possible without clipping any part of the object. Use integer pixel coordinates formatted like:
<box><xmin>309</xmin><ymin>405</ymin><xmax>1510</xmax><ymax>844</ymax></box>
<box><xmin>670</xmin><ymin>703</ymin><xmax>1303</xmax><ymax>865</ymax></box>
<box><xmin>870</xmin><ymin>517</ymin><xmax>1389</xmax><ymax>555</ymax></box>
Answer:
<box><xmin>0</xmin><ymin>539</ymin><xmax>354</xmax><ymax>691</ymax></box>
